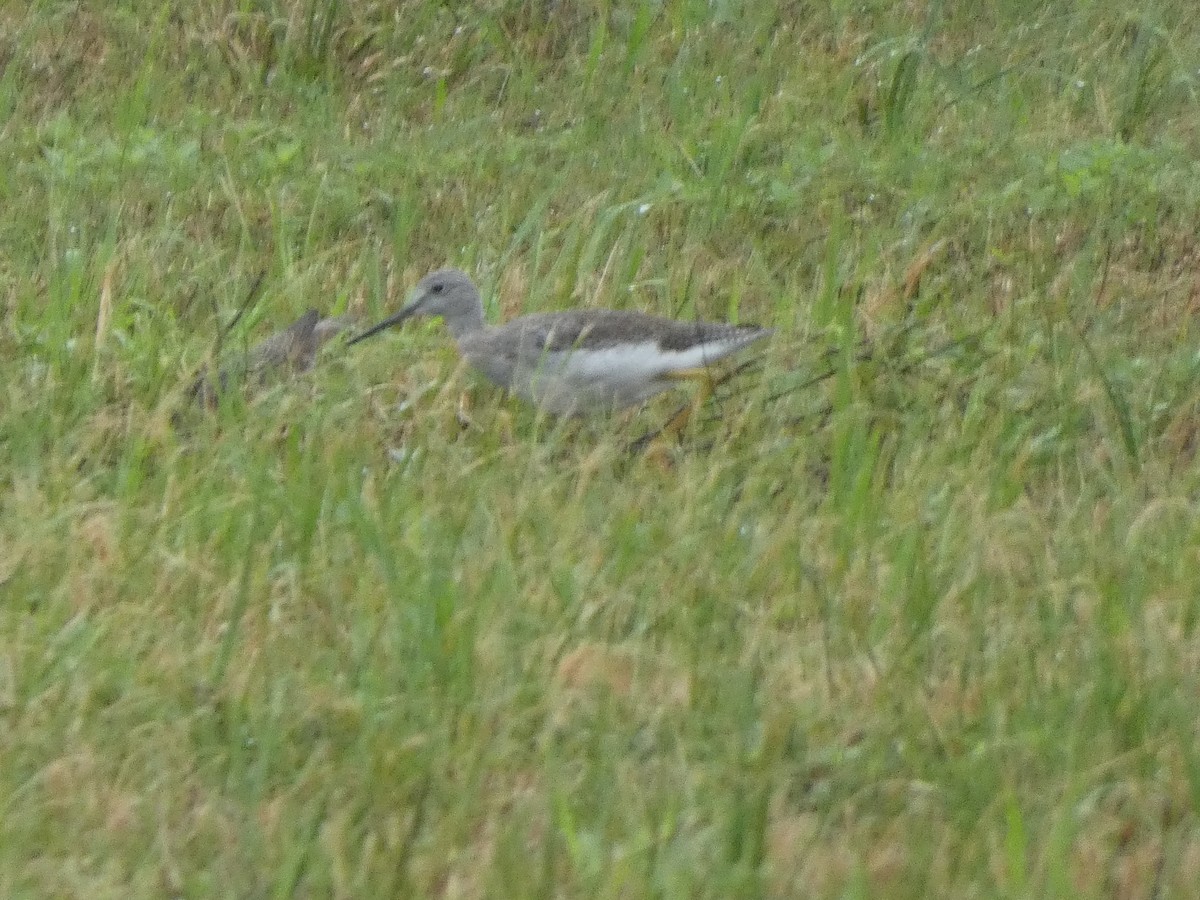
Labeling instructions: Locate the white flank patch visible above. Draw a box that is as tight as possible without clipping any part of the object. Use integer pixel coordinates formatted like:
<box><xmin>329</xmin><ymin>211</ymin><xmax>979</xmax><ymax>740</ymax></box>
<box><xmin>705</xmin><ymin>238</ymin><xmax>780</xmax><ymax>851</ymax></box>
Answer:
<box><xmin>507</xmin><ymin>334</ymin><xmax>766</xmax><ymax>414</ymax></box>
<box><xmin>557</xmin><ymin>337</ymin><xmax>759</xmax><ymax>380</ymax></box>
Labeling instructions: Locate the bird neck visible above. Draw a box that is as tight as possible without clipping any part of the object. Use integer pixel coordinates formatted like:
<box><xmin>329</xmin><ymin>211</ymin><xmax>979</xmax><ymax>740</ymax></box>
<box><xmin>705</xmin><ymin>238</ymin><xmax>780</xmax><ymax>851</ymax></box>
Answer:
<box><xmin>442</xmin><ymin>299</ymin><xmax>486</xmax><ymax>340</ymax></box>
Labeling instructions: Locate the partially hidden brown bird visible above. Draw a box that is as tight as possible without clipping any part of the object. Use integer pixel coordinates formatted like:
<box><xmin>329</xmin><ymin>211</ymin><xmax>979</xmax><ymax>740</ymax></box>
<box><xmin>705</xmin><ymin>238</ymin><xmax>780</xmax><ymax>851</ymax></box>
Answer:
<box><xmin>188</xmin><ymin>309</ymin><xmax>354</xmax><ymax>408</ymax></box>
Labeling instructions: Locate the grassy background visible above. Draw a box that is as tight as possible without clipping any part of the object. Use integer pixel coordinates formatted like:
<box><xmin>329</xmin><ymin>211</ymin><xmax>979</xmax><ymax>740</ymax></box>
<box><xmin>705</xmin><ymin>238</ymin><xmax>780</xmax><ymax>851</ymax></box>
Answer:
<box><xmin>4</xmin><ymin>0</ymin><xmax>1200</xmax><ymax>895</ymax></box>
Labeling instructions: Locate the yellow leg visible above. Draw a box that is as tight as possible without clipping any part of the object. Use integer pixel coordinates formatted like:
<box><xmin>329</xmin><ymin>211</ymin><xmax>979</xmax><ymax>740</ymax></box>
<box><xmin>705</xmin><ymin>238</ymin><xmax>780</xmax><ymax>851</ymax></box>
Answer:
<box><xmin>494</xmin><ymin>408</ymin><xmax>515</xmax><ymax>444</ymax></box>
<box><xmin>642</xmin><ymin>439</ymin><xmax>676</xmax><ymax>471</ymax></box>
<box><xmin>456</xmin><ymin>390</ymin><xmax>474</xmax><ymax>430</ymax></box>
<box><xmin>642</xmin><ymin>370</ymin><xmax>715</xmax><ymax>463</ymax></box>
<box><xmin>661</xmin><ymin>372</ymin><xmax>715</xmax><ymax>437</ymax></box>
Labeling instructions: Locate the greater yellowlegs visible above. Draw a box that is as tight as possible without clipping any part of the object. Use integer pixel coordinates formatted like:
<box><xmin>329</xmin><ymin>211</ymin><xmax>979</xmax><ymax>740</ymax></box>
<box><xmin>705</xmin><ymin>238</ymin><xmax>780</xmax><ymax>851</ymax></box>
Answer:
<box><xmin>190</xmin><ymin>308</ymin><xmax>354</xmax><ymax>407</ymax></box>
<box><xmin>348</xmin><ymin>268</ymin><xmax>771</xmax><ymax>424</ymax></box>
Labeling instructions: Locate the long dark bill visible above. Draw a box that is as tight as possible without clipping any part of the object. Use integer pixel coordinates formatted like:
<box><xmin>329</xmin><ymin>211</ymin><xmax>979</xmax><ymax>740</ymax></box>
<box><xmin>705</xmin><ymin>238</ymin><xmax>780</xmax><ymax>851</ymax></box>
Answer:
<box><xmin>346</xmin><ymin>306</ymin><xmax>417</xmax><ymax>346</ymax></box>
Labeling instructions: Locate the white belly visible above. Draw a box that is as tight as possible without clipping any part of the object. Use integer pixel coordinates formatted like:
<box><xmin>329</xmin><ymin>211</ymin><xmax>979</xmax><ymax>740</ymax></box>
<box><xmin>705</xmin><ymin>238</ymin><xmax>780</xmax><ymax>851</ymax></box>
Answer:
<box><xmin>465</xmin><ymin>337</ymin><xmax>758</xmax><ymax>415</ymax></box>
<box><xmin>512</xmin><ymin>343</ymin><xmax>728</xmax><ymax>414</ymax></box>
<box><xmin>512</xmin><ymin>347</ymin><xmax>675</xmax><ymax>414</ymax></box>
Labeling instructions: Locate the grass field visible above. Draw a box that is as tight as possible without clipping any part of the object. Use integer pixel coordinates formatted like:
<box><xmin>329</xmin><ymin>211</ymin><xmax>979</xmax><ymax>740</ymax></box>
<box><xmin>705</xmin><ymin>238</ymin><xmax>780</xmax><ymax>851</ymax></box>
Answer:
<box><xmin>4</xmin><ymin>1</ymin><xmax>1200</xmax><ymax>896</ymax></box>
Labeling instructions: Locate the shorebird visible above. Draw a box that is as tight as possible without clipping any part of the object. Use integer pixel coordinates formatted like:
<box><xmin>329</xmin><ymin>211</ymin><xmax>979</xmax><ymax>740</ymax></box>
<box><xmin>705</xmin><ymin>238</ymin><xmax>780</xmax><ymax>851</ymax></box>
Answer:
<box><xmin>348</xmin><ymin>268</ymin><xmax>771</xmax><ymax>433</ymax></box>
<box><xmin>189</xmin><ymin>309</ymin><xmax>354</xmax><ymax>408</ymax></box>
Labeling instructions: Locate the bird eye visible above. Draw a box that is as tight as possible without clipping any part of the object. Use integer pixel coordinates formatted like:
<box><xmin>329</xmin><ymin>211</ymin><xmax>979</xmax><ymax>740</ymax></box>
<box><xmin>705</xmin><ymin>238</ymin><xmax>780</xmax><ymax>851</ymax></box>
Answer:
<box><xmin>431</xmin><ymin>283</ymin><xmax>444</xmax><ymax>294</ymax></box>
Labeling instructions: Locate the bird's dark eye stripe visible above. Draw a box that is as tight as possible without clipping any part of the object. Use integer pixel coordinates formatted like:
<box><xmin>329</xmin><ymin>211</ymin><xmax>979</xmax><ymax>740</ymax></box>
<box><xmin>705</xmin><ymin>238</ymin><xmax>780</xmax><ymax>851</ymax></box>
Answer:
<box><xmin>431</xmin><ymin>283</ymin><xmax>444</xmax><ymax>294</ymax></box>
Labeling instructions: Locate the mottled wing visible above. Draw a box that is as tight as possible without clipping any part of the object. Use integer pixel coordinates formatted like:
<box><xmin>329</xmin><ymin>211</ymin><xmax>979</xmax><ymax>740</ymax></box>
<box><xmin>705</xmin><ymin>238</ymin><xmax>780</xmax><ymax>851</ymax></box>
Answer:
<box><xmin>186</xmin><ymin>309</ymin><xmax>350</xmax><ymax>410</ymax></box>
<box><xmin>655</xmin><ymin>319</ymin><xmax>771</xmax><ymax>353</ymax></box>
<box><xmin>509</xmin><ymin>309</ymin><xmax>768</xmax><ymax>357</ymax></box>
<box><xmin>247</xmin><ymin>309</ymin><xmax>322</xmax><ymax>374</ymax></box>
